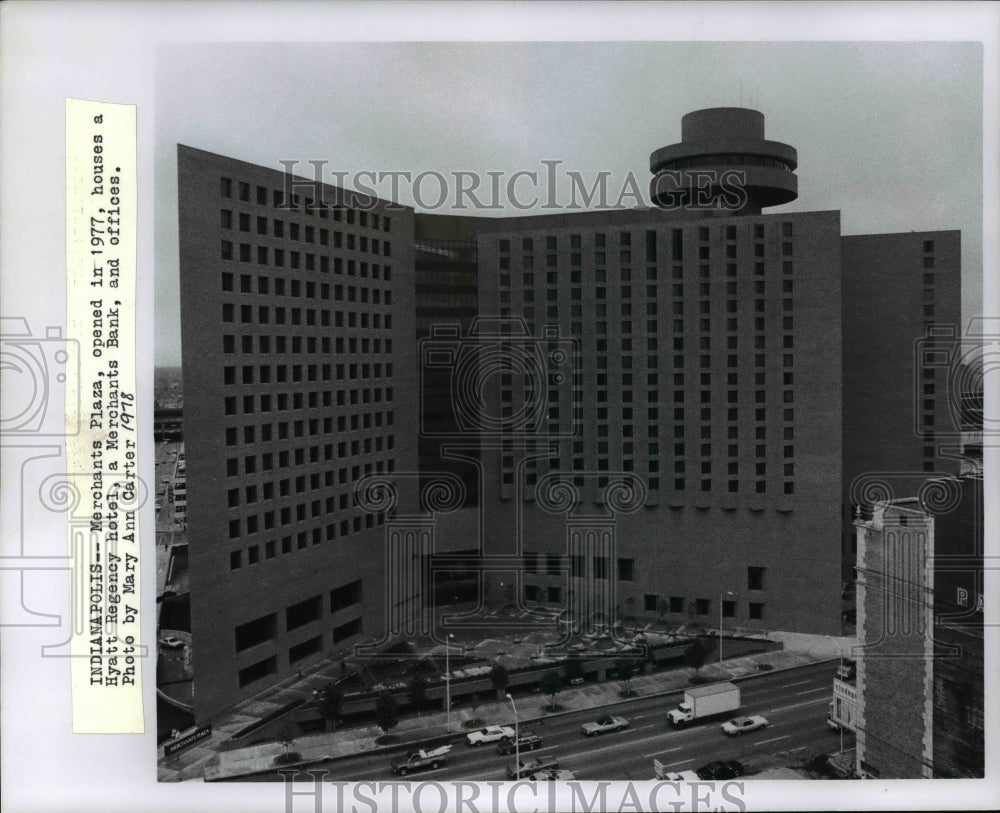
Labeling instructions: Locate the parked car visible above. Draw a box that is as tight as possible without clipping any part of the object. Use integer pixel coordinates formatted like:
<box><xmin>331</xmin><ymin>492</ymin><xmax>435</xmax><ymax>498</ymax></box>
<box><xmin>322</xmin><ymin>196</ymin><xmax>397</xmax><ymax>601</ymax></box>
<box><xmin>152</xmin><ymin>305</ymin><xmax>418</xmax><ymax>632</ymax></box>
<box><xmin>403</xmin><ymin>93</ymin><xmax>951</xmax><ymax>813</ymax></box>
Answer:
<box><xmin>695</xmin><ymin>760</ymin><xmax>746</xmax><ymax>780</ymax></box>
<box><xmin>721</xmin><ymin>715</ymin><xmax>770</xmax><ymax>736</ymax></box>
<box><xmin>466</xmin><ymin>725</ymin><xmax>516</xmax><ymax>746</ymax></box>
<box><xmin>497</xmin><ymin>733</ymin><xmax>543</xmax><ymax>755</ymax></box>
<box><xmin>507</xmin><ymin>756</ymin><xmax>559</xmax><ymax>780</ymax></box>
<box><xmin>159</xmin><ymin>636</ymin><xmax>184</xmax><ymax>649</ymax></box>
<box><xmin>530</xmin><ymin>769</ymin><xmax>576</xmax><ymax>781</ymax></box>
<box><xmin>581</xmin><ymin>715</ymin><xmax>630</xmax><ymax>737</ymax></box>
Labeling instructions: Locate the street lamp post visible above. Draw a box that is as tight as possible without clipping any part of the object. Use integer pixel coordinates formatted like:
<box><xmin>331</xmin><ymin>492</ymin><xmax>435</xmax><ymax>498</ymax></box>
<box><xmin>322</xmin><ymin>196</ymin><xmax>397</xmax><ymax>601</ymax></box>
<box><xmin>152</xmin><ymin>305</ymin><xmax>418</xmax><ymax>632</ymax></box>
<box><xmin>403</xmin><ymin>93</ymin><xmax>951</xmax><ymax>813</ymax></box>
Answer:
<box><xmin>719</xmin><ymin>591</ymin><xmax>734</xmax><ymax>664</ymax></box>
<box><xmin>506</xmin><ymin>692</ymin><xmax>519</xmax><ymax>777</ymax></box>
<box><xmin>445</xmin><ymin>633</ymin><xmax>455</xmax><ymax>726</ymax></box>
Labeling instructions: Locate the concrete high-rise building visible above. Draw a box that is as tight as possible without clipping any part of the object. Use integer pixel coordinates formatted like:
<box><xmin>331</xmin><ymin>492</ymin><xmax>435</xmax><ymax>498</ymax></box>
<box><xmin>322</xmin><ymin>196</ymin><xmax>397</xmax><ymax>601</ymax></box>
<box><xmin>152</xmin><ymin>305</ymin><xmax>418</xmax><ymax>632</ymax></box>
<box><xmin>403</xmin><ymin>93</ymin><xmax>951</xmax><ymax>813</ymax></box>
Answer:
<box><xmin>177</xmin><ymin>145</ymin><xmax>419</xmax><ymax>717</ymax></box>
<box><xmin>175</xmin><ymin>107</ymin><xmax>964</xmax><ymax>719</ymax></box>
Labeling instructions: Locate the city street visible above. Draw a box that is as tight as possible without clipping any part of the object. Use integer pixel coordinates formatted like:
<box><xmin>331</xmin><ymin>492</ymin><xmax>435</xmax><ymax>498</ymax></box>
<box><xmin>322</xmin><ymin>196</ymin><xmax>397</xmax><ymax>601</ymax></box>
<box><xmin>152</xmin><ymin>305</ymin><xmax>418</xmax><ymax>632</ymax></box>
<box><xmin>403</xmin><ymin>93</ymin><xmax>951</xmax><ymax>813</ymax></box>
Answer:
<box><xmin>237</xmin><ymin>662</ymin><xmax>850</xmax><ymax>782</ymax></box>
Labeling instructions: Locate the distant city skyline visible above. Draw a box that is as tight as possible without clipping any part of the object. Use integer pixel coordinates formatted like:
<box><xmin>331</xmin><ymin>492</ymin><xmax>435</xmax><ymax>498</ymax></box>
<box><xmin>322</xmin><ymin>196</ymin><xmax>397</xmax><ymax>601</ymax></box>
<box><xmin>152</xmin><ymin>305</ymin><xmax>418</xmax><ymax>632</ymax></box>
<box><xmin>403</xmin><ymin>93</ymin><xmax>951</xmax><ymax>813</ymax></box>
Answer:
<box><xmin>155</xmin><ymin>41</ymin><xmax>984</xmax><ymax>366</ymax></box>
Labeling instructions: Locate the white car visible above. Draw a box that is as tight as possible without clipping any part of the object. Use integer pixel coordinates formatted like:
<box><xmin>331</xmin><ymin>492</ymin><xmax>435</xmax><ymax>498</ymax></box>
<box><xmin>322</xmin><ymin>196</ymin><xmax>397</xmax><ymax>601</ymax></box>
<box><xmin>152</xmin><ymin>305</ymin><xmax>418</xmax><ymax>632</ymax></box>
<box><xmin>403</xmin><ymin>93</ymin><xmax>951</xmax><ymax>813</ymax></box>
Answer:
<box><xmin>159</xmin><ymin>636</ymin><xmax>185</xmax><ymax>649</ymax></box>
<box><xmin>466</xmin><ymin>725</ymin><xmax>516</xmax><ymax>746</ymax></box>
<box><xmin>581</xmin><ymin>715</ymin><xmax>630</xmax><ymax>737</ymax></box>
<box><xmin>531</xmin><ymin>769</ymin><xmax>576</xmax><ymax>781</ymax></box>
<box><xmin>721</xmin><ymin>715</ymin><xmax>770</xmax><ymax>736</ymax></box>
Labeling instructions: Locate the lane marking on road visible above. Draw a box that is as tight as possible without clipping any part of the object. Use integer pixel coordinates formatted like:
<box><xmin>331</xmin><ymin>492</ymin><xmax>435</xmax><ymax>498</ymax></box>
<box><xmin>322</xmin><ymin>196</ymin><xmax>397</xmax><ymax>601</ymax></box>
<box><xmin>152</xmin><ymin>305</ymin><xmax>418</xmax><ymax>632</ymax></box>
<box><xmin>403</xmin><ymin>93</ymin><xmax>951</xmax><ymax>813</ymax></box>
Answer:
<box><xmin>566</xmin><ymin>728</ymin><xmax>698</xmax><ymax>763</ymax></box>
<box><xmin>754</xmin><ymin>734</ymin><xmax>791</xmax><ymax>747</ymax></box>
<box><xmin>766</xmin><ymin>697</ymin><xmax>830</xmax><ymax>714</ymax></box>
<box><xmin>657</xmin><ymin>757</ymin><xmax>697</xmax><ymax>769</ymax></box>
<box><xmin>795</xmin><ymin>687</ymin><xmax>830</xmax><ymax>696</ymax></box>
<box><xmin>641</xmin><ymin>744</ymin><xmax>685</xmax><ymax>759</ymax></box>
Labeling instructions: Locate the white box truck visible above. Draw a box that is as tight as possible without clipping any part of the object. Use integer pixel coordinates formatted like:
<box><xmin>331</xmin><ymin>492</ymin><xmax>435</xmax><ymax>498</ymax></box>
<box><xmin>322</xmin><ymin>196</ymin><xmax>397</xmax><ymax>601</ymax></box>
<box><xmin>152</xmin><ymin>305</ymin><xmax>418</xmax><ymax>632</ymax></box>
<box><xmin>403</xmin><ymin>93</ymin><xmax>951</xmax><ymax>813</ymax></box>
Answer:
<box><xmin>667</xmin><ymin>681</ymin><xmax>741</xmax><ymax>727</ymax></box>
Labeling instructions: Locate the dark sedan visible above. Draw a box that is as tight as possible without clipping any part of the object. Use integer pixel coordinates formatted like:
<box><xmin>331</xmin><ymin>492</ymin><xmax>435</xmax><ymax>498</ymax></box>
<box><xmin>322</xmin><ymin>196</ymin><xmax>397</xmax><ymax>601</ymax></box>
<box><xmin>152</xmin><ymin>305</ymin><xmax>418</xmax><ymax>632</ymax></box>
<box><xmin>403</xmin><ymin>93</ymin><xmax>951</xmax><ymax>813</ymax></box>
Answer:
<box><xmin>695</xmin><ymin>760</ymin><xmax>746</xmax><ymax>780</ymax></box>
<box><xmin>497</xmin><ymin>734</ymin><xmax>544</xmax><ymax>755</ymax></box>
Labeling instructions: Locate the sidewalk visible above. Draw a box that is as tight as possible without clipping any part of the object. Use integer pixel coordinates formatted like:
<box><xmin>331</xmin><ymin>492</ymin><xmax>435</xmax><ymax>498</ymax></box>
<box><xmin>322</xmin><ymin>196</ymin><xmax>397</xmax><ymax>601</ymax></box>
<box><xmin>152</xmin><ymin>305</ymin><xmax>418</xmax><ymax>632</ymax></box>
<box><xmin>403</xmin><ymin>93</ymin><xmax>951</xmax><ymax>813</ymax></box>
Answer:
<box><xmin>155</xmin><ymin>633</ymin><xmax>854</xmax><ymax>782</ymax></box>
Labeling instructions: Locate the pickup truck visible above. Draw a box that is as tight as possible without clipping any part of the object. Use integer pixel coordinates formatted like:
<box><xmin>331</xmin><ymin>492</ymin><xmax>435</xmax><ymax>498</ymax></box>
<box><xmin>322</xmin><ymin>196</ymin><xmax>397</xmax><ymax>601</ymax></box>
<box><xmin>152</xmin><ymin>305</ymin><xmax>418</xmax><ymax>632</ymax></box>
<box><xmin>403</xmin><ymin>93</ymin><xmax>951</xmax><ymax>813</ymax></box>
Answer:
<box><xmin>667</xmin><ymin>681</ymin><xmax>741</xmax><ymax>727</ymax></box>
<box><xmin>390</xmin><ymin>745</ymin><xmax>451</xmax><ymax>776</ymax></box>
<box><xmin>507</xmin><ymin>756</ymin><xmax>559</xmax><ymax>780</ymax></box>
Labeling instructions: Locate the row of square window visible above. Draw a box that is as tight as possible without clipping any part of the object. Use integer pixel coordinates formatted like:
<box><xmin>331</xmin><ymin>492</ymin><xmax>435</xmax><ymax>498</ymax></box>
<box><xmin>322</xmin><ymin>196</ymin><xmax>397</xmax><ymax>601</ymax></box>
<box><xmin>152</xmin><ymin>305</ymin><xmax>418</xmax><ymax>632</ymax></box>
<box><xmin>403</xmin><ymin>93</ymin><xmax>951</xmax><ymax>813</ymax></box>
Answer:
<box><xmin>508</xmin><ymin>429</ymin><xmax>796</xmax><ymax>456</ymax></box>
<box><xmin>522</xmin><ymin>558</ymin><xmax>767</xmax><ymax>589</ymax></box>
<box><xmin>504</xmin><ymin>322</ymin><xmax>798</xmax><ymax>344</ymax></box>
<box><xmin>522</xmin><ymin>453</ymin><xmax>793</xmax><ymax>472</ymax></box>
<box><xmin>221</xmin><ymin>209</ymin><xmax>391</xmax><ymax>253</ymax></box>
<box><xmin>537</xmin><ymin>394</ymin><xmax>797</xmax><ymax>420</ymax></box>
<box><xmin>223</xmin><ymin>369</ymin><xmax>391</xmax><ymax>408</ymax></box>
<box><xmin>500</xmin><ymin>449</ymin><xmax>794</xmax><ymax>475</ymax></box>
<box><xmin>219</xmin><ymin>388</ymin><xmax>395</xmax><ymax>422</ymax></box>
<box><xmin>523</xmin><ymin>371</ymin><xmax>796</xmax><ymax>390</ymax></box>
<box><xmin>498</xmin><ymin>240</ymin><xmax>793</xmax><ymax>269</ymax></box>
<box><xmin>226</xmin><ymin>501</ymin><xmax>383</xmax><ymax>540</ymax></box>
<box><xmin>225</xmin><ymin>452</ymin><xmax>394</xmax><ymax>479</ymax></box>
<box><xmin>220</xmin><ymin>367</ymin><xmax>393</xmax><ymax>393</ymax></box>
<box><xmin>493</xmin><ymin>416</ymin><xmax>786</xmax><ymax>442</ymax></box>
<box><xmin>220</xmin><ymin>176</ymin><xmax>392</xmax><ymax>232</ymax></box>
<box><xmin>532</xmin><ymin>402</ymin><xmax>795</xmax><ymax>422</ymax></box>
<box><xmin>506</xmin><ymin>300</ymin><xmax>794</xmax><ymax>321</ymax></box>
<box><xmin>220</xmin><ymin>366</ymin><xmax>396</xmax><ymax>398</ymax></box>
<box><xmin>501</xmin><ymin>262</ymin><xmax>796</xmax><ymax>288</ymax></box>
<box><xmin>227</xmin><ymin>483</ymin><xmax>370</xmax><ymax>510</ymax></box>
<box><xmin>224</xmin><ymin>421</ymin><xmax>396</xmax><ymax>450</ymax></box>
<box><xmin>497</xmin><ymin>223</ymin><xmax>794</xmax><ymax>252</ymax></box>
<box><xmin>237</xmin><ymin>620</ymin><xmax>364</xmax><ymax>688</ymax></box>
<box><xmin>221</xmin><ymin>241</ymin><xmax>391</xmax><ymax>269</ymax></box>
<box><xmin>495</xmin><ymin>405</ymin><xmax>797</xmax><ymax>430</ymax></box>
<box><xmin>643</xmin><ymin>595</ymin><xmax>766</xmax><ymax>619</ymax></box>
<box><xmin>223</xmin><ymin>334</ymin><xmax>393</xmax><ymax>356</ymax></box>
<box><xmin>510</xmin><ymin>474</ymin><xmax>794</xmax><ymax>494</ymax></box>
<box><xmin>224</xmin><ymin>468</ymin><xmax>386</xmax><ymax>506</ymax></box>
<box><xmin>496</xmin><ymin>352</ymin><xmax>796</xmax><ymax>373</ymax></box>
<box><xmin>516</xmin><ymin>300</ymin><xmax>796</xmax><ymax>327</ymax></box>
<box><xmin>515</xmin><ymin>291</ymin><xmax>794</xmax><ymax>309</ymax></box>
<box><xmin>514</xmin><ymin>459</ymin><xmax>796</xmax><ymax>477</ymax></box>
<box><xmin>221</xmin><ymin>303</ymin><xmax>393</xmax><ymax>331</ymax></box>
<box><xmin>516</xmin><ymin>440</ymin><xmax>795</xmax><ymax>460</ymax></box>
<box><xmin>499</xmin><ymin>274</ymin><xmax>796</xmax><ymax>296</ymax></box>
<box><xmin>221</xmin><ymin>272</ymin><xmax>393</xmax><ymax>303</ymax></box>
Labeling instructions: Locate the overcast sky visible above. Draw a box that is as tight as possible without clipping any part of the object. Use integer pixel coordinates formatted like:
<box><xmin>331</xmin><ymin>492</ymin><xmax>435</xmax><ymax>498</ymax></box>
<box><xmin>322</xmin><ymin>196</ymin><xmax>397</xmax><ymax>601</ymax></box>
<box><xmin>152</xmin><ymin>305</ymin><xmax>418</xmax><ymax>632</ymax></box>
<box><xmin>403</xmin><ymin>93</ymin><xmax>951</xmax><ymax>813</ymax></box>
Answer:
<box><xmin>155</xmin><ymin>40</ymin><xmax>983</xmax><ymax>366</ymax></box>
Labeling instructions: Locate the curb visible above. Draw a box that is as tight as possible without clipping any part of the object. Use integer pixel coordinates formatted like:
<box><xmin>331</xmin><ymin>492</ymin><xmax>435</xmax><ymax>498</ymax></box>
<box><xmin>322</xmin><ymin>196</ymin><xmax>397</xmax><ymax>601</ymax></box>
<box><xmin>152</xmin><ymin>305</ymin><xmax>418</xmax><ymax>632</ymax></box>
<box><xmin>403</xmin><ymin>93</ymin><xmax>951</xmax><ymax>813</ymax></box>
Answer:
<box><xmin>206</xmin><ymin>654</ymin><xmax>838</xmax><ymax>781</ymax></box>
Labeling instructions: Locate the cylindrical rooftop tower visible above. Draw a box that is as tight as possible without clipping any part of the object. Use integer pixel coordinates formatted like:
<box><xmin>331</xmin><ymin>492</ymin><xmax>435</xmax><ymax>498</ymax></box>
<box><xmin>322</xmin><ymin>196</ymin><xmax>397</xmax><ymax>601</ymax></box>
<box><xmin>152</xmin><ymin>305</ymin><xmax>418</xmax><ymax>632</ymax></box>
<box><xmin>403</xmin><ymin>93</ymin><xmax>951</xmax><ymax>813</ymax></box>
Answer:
<box><xmin>649</xmin><ymin>107</ymin><xmax>798</xmax><ymax>216</ymax></box>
